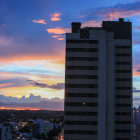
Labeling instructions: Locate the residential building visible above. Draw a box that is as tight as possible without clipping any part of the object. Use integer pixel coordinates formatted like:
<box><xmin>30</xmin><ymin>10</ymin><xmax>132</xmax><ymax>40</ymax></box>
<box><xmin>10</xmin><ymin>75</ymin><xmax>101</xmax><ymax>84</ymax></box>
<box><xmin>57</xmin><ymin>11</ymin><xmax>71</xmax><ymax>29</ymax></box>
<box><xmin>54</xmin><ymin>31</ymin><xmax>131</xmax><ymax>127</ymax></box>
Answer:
<box><xmin>64</xmin><ymin>18</ymin><xmax>132</xmax><ymax>140</ymax></box>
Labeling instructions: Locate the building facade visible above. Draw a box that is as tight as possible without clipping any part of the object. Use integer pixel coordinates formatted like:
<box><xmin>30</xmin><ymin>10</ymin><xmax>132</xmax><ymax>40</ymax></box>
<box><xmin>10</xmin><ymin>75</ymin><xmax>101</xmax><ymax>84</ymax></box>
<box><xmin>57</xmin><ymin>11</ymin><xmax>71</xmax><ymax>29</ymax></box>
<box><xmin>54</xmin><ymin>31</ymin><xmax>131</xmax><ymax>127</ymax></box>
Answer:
<box><xmin>64</xmin><ymin>18</ymin><xmax>132</xmax><ymax>140</ymax></box>
<box><xmin>133</xmin><ymin>107</ymin><xmax>140</xmax><ymax>140</ymax></box>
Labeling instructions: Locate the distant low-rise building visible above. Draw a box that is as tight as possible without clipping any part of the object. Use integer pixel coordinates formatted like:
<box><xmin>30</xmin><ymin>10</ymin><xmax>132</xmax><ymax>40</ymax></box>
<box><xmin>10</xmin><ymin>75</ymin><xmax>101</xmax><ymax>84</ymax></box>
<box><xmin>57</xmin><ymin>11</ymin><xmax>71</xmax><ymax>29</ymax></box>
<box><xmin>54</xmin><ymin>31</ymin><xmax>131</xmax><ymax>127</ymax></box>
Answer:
<box><xmin>0</xmin><ymin>124</ymin><xmax>12</xmax><ymax>140</ymax></box>
<box><xmin>33</xmin><ymin>118</ymin><xmax>46</xmax><ymax>135</ymax></box>
<box><xmin>133</xmin><ymin>107</ymin><xmax>140</xmax><ymax>140</ymax></box>
<box><xmin>46</xmin><ymin>121</ymin><xmax>54</xmax><ymax>133</ymax></box>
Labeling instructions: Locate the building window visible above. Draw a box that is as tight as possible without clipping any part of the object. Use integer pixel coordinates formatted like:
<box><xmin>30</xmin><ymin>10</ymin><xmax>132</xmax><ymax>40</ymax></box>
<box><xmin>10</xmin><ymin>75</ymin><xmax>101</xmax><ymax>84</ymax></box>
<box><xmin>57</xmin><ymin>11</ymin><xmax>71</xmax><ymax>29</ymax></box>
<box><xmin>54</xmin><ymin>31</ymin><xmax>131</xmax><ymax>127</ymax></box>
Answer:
<box><xmin>66</xmin><ymin>40</ymin><xmax>98</xmax><ymax>44</ymax></box>
<box><xmin>66</xmin><ymin>66</ymin><xmax>98</xmax><ymax>70</ymax></box>
<box><xmin>67</xmin><ymin>57</ymin><xmax>98</xmax><ymax>61</ymax></box>
<box><xmin>66</xmin><ymin>48</ymin><xmax>98</xmax><ymax>52</ymax></box>
<box><xmin>66</xmin><ymin>75</ymin><xmax>98</xmax><ymax>79</ymax></box>
<box><xmin>116</xmin><ymin>87</ymin><xmax>131</xmax><ymax>90</ymax></box>
<box><xmin>65</xmin><ymin>84</ymin><xmax>98</xmax><ymax>88</ymax></box>
<box><xmin>116</xmin><ymin>46</ymin><xmax>131</xmax><ymax>49</ymax></box>
<box><xmin>116</xmin><ymin>112</ymin><xmax>131</xmax><ymax>115</ymax></box>
<box><xmin>66</xmin><ymin>93</ymin><xmax>98</xmax><ymax>98</ymax></box>
<box><xmin>65</xmin><ymin>121</ymin><xmax>97</xmax><ymax>125</ymax></box>
<box><xmin>116</xmin><ymin>78</ymin><xmax>131</xmax><ymax>81</ymax></box>
<box><xmin>116</xmin><ymin>54</ymin><xmax>131</xmax><ymax>56</ymax></box>
<box><xmin>116</xmin><ymin>104</ymin><xmax>131</xmax><ymax>107</ymax></box>
<box><xmin>64</xmin><ymin>130</ymin><xmax>97</xmax><ymax>135</ymax></box>
<box><xmin>116</xmin><ymin>62</ymin><xmax>131</xmax><ymax>65</ymax></box>
<box><xmin>115</xmin><ymin>138</ymin><xmax>131</xmax><ymax>140</ymax></box>
<box><xmin>65</xmin><ymin>102</ymin><xmax>98</xmax><ymax>107</ymax></box>
<box><xmin>116</xmin><ymin>70</ymin><xmax>131</xmax><ymax>73</ymax></box>
<box><xmin>116</xmin><ymin>95</ymin><xmax>131</xmax><ymax>98</ymax></box>
<box><xmin>65</xmin><ymin>111</ymin><xmax>98</xmax><ymax>116</ymax></box>
<box><xmin>115</xmin><ymin>129</ymin><xmax>131</xmax><ymax>133</ymax></box>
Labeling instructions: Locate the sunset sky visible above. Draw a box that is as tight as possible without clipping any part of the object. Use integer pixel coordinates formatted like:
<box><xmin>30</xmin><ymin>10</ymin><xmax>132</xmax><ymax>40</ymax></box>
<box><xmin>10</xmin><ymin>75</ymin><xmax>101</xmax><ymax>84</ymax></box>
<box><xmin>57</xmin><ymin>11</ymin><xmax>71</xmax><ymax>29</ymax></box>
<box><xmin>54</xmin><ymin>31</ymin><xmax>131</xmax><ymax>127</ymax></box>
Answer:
<box><xmin>0</xmin><ymin>0</ymin><xmax>140</xmax><ymax>110</ymax></box>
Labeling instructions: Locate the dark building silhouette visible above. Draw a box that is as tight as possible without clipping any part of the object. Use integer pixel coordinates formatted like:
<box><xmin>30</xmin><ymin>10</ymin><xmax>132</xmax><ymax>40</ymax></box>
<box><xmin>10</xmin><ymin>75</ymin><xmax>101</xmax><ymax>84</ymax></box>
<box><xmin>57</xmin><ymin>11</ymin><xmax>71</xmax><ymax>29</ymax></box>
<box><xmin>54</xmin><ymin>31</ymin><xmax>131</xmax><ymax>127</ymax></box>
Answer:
<box><xmin>133</xmin><ymin>107</ymin><xmax>140</xmax><ymax>140</ymax></box>
<box><xmin>64</xmin><ymin>18</ymin><xmax>132</xmax><ymax>140</ymax></box>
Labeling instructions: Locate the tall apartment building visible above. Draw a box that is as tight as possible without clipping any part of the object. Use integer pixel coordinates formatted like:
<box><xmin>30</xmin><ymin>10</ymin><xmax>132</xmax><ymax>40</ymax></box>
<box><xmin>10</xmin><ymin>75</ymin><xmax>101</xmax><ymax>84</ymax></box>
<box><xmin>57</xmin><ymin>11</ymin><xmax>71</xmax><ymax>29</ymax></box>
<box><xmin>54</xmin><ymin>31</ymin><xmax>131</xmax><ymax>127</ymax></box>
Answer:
<box><xmin>64</xmin><ymin>18</ymin><xmax>132</xmax><ymax>140</ymax></box>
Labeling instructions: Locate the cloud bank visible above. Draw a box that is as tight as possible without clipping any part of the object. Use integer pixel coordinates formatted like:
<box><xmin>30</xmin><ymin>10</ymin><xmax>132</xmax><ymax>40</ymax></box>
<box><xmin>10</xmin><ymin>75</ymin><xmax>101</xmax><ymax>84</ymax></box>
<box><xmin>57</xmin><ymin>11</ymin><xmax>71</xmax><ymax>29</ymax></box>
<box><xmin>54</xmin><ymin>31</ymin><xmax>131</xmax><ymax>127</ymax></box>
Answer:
<box><xmin>0</xmin><ymin>77</ymin><xmax>64</xmax><ymax>90</ymax></box>
<box><xmin>133</xmin><ymin>87</ymin><xmax>140</xmax><ymax>93</ymax></box>
<box><xmin>0</xmin><ymin>94</ymin><xmax>64</xmax><ymax>110</ymax></box>
<box><xmin>30</xmin><ymin>81</ymin><xmax>64</xmax><ymax>90</ymax></box>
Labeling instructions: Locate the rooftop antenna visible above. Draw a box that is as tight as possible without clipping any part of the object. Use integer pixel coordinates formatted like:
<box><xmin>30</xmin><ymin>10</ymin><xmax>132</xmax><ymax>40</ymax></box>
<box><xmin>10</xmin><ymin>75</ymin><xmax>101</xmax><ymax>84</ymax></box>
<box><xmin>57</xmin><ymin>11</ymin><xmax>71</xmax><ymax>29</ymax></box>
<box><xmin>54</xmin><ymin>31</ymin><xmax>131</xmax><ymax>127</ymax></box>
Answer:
<box><xmin>106</xmin><ymin>15</ymin><xmax>111</xmax><ymax>21</ymax></box>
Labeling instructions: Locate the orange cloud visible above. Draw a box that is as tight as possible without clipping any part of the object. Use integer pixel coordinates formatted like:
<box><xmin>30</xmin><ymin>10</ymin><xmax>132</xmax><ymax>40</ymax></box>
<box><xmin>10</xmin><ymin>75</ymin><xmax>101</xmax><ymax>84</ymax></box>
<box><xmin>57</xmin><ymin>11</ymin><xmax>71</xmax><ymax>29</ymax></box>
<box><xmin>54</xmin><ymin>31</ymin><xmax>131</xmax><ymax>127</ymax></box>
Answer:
<box><xmin>52</xmin><ymin>35</ymin><xmax>64</xmax><ymax>38</ymax></box>
<box><xmin>46</xmin><ymin>27</ymin><xmax>70</xmax><ymax>35</ymax></box>
<box><xmin>82</xmin><ymin>21</ymin><xmax>101</xmax><ymax>27</ymax></box>
<box><xmin>57</xmin><ymin>38</ymin><xmax>64</xmax><ymax>40</ymax></box>
<box><xmin>0</xmin><ymin>83</ymin><xmax>12</xmax><ymax>88</ymax></box>
<box><xmin>32</xmin><ymin>19</ymin><xmax>47</xmax><ymax>24</ymax></box>
<box><xmin>0</xmin><ymin>107</ymin><xmax>41</xmax><ymax>111</ymax></box>
<box><xmin>133</xmin><ymin>66</ymin><xmax>140</xmax><ymax>77</ymax></box>
<box><xmin>47</xmin><ymin>27</ymin><xmax>69</xmax><ymax>34</ymax></box>
<box><xmin>52</xmin><ymin>35</ymin><xmax>60</xmax><ymax>38</ymax></box>
<box><xmin>52</xmin><ymin>35</ymin><xmax>64</xmax><ymax>41</ymax></box>
<box><xmin>50</xmin><ymin>12</ymin><xmax>61</xmax><ymax>21</ymax></box>
<box><xmin>0</xmin><ymin>106</ymin><xmax>63</xmax><ymax>111</ymax></box>
<box><xmin>0</xmin><ymin>53</ymin><xmax>65</xmax><ymax>65</ymax></box>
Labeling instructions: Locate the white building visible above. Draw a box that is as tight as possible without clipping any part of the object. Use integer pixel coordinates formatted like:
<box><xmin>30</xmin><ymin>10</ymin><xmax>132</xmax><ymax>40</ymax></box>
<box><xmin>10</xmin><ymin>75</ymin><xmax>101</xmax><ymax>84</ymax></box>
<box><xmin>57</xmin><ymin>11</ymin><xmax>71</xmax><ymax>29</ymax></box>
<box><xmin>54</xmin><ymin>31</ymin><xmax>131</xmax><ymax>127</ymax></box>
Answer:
<box><xmin>64</xmin><ymin>18</ymin><xmax>132</xmax><ymax>140</ymax></box>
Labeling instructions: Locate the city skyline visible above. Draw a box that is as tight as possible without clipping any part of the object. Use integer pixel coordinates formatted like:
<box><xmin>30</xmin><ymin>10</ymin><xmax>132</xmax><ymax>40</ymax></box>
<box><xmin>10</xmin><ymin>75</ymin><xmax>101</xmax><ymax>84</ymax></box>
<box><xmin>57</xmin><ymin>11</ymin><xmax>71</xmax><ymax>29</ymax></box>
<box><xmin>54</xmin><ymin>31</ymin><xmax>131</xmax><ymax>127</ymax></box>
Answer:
<box><xmin>0</xmin><ymin>0</ymin><xmax>140</xmax><ymax>110</ymax></box>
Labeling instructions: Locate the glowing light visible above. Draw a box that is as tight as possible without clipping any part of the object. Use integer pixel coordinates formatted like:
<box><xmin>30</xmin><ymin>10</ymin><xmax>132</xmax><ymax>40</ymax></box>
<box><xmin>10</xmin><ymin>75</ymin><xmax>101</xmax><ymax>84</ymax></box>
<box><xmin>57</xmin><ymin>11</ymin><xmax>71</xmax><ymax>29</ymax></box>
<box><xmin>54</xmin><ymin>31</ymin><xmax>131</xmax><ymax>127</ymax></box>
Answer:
<box><xmin>0</xmin><ymin>106</ymin><xmax>41</xmax><ymax>110</ymax></box>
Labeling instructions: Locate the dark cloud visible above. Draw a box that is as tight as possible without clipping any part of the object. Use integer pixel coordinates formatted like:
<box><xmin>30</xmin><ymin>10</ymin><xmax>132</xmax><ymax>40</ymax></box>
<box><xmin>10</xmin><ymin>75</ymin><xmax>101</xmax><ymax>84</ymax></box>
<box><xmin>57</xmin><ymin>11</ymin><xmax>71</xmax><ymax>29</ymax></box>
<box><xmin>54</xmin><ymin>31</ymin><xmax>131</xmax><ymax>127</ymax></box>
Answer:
<box><xmin>0</xmin><ymin>101</ymin><xmax>64</xmax><ymax>110</ymax></box>
<box><xmin>136</xmin><ymin>69</ymin><xmax>140</xmax><ymax>72</ymax></box>
<box><xmin>0</xmin><ymin>94</ymin><xmax>64</xmax><ymax>110</ymax></box>
<box><xmin>30</xmin><ymin>81</ymin><xmax>64</xmax><ymax>90</ymax></box>
<box><xmin>133</xmin><ymin>97</ymin><xmax>140</xmax><ymax>101</ymax></box>
<box><xmin>0</xmin><ymin>78</ymin><xmax>64</xmax><ymax>90</ymax></box>
<box><xmin>133</xmin><ymin>87</ymin><xmax>140</xmax><ymax>93</ymax></box>
<box><xmin>133</xmin><ymin>97</ymin><xmax>140</xmax><ymax>108</ymax></box>
<box><xmin>0</xmin><ymin>77</ymin><xmax>29</xmax><ymax>88</ymax></box>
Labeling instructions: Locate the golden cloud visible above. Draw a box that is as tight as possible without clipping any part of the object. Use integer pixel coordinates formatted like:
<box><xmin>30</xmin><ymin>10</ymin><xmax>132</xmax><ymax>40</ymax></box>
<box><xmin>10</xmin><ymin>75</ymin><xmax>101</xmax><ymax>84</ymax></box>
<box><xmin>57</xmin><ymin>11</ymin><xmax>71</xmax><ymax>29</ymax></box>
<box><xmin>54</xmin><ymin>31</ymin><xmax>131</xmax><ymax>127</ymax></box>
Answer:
<box><xmin>52</xmin><ymin>35</ymin><xmax>60</xmax><ymax>38</ymax></box>
<box><xmin>50</xmin><ymin>13</ymin><xmax>61</xmax><ymax>21</ymax></box>
<box><xmin>82</xmin><ymin>21</ymin><xmax>101</xmax><ymax>27</ymax></box>
<box><xmin>47</xmin><ymin>27</ymin><xmax>65</xmax><ymax>34</ymax></box>
<box><xmin>133</xmin><ymin>66</ymin><xmax>140</xmax><ymax>77</ymax></box>
<box><xmin>47</xmin><ymin>27</ymin><xmax>70</xmax><ymax>35</ymax></box>
<box><xmin>32</xmin><ymin>19</ymin><xmax>47</xmax><ymax>24</ymax></box>
<box><xmin>57</xmin><ymin>38</ymin><xmax>64</xmax><ymax>40</ymax></box>
<box><xmin>0</xmin><ymin>54</ymin><xmax>65</xmax><ymax>65</ymax></box>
